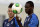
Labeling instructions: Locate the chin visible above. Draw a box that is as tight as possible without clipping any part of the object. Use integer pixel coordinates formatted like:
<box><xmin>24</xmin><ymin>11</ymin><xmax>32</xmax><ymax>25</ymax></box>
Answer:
<box><xmin>9</xmin><ymin>16</ymin><xmax>12</xmax><ymax>18</ymax></box>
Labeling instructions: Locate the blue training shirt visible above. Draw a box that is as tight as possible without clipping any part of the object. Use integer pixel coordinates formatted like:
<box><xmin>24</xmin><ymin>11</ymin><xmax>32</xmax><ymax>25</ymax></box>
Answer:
<box><xmin>24</xmin><ymin>13</ymin><xmax>39</xmax><ymax>27</ymax></box>
<box><xmin>3</xmin><ymin>17</ymin><xmax>19</xmax><ymax>27</ymax></box>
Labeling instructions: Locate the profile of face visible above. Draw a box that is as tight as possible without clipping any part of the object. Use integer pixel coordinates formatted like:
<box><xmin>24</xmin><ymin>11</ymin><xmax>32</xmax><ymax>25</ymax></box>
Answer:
<box><xmin>25</xmin><ymin>3</ymin><xmax>33</xmax><ymax>14</ymax></box>
<box><xmin>8</xmin><ymin>8</ymin><xmax>15</xmax><ymax>18</ymax></box>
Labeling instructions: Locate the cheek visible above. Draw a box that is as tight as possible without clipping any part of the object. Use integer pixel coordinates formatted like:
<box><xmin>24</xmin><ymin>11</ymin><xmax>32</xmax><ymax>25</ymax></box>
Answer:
<box><xmin>25</xmin><ymin>9</ymin><xmax>28</xmax><ymax>11</ymax></box>
<box><xmin>13</xmin><ymin>12</ymin><xmax>14</xmax><ymax>14</ymax></box>
<box><xmin>12</xmin><ymin>12</ymin><xmax>15</xmax><ymax>15</ymax></box>
<box><xmin>8</xmin><ymin>12</ymin><xmax>10</xmax><ymax>15</ymax></box>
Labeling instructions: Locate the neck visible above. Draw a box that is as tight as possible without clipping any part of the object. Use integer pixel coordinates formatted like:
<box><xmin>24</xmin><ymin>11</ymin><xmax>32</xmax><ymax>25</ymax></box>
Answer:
<box><xmin>8</xmin><ymin>16</ymin><xmax>14</xmax><ymax>22</ymax></box>
<box><xmin>28</xmin><ymin>12</ymin><xmax>33</xmax><ymax>16</ymax></box>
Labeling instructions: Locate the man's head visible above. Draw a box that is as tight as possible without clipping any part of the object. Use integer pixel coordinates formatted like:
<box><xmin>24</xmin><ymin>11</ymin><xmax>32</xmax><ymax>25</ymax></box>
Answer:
<box><xmin>25</xmin><ymin>1</ymin><xmax>34</xmax><ymax>14</ymax></box>
<box><xmin>8</xmin><ymin>3</ymin><xmax>15</xmax><ymax>18</ymax></box>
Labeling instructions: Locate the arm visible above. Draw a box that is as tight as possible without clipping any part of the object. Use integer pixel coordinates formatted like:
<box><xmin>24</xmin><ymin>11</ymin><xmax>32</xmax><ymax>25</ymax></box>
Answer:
<box><xmin>15</xmin><ymin>18</ymin><xmax>19</xmax><ymax>27</ymax></box>
<box><xmin>16</xmin><ymin>15</ymin><xmax>23</xmax><ymax>27</ymax></box>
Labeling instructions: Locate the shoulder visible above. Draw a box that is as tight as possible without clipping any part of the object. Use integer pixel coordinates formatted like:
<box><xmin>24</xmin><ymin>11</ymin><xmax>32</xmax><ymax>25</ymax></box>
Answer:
<box><xmin>31</xmin><ymin>13</ymin><xmax>39</xmax><ymax>23</ymax></box>
<box><xmin>32</xmin><ymin>13</ymin><xmax>38</xmax><ymax>19</ymax></box>
<box><xmin>3</xmin><ymin>19</ymin><xmax>8</xmax><ymax>23</ymax></box>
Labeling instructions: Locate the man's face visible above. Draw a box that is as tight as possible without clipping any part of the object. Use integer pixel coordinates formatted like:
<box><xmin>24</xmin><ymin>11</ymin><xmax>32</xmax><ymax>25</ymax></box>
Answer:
<box><xmin>25</xmin><ymin>3</ymin><xmax>32</xmax><ymax>13</ymax></box>
<box><xmin>8</xmin><ymin>8</ymin><xmax>15</xmax><ymax>18</ymax></box>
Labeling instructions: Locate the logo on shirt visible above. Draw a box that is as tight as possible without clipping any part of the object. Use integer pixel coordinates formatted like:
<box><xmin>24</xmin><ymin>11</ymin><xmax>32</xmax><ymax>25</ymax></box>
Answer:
<box><xmin>11</xmin><ymin>21</ymin><xmax>13</xmax><ymax>24</ymax></box>
<box><xmin>7</xmin><ymin>23</ymin><xmax>10</xmax><ymax>26</ymax></box>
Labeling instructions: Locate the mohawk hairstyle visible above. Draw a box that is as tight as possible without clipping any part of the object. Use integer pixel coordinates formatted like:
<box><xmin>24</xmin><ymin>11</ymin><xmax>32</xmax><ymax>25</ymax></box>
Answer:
<box><xmin>8</xmin><ymin>3</ymin><xmax>14</xmax><ymax>8</ymax></box>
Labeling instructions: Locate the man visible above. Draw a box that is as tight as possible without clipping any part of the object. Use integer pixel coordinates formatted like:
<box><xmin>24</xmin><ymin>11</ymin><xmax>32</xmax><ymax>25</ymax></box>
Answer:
<box><xmin>17</xmin><ymin>1</ymin><xmax>39</xmax><ymax>27</ymax></box>
<box><xmin>3</xmin><ymin>3</ymin><xmax>19</xmax><ymax>27</ymax></box>
<box><xmin>24</xmin><ymin>1</ymin><xmax>39</xmax><ymax>27</ymax></box>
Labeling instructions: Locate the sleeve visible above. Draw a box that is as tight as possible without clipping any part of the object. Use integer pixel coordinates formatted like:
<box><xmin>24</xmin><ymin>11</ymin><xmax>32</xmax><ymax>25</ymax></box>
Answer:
<box><xmin>28</xmin><ymin>17</ymin><xmax>38</xmax><ymax>27</ymax></box>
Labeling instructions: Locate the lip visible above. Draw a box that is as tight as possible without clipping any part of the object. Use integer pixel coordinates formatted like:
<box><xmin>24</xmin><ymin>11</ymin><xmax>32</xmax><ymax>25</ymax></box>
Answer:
<box><xmin>9</xmin><ymin>15</ymin><xmax>12</xmax><ymax>16</ymax></box>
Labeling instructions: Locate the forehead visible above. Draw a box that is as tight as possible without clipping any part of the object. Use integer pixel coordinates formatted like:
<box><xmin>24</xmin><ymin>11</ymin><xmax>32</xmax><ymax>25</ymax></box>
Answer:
<box><xmin>8</xmin><ymin>8</ymin><xmax>12</xmax><ymax>10</ymax></box>
<box><xmin>25</xmin><ymin>3</ymin><xmax>30</xmax><ymax>7</ymax></box>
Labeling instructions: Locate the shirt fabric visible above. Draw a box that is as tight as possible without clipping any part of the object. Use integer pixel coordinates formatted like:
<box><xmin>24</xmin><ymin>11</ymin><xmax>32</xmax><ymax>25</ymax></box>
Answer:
<box><xmin>3</xmin><ymin>17</ymin><xmax>19</xmax><ymax>27</ymax></box>
<box><xmin>24</xmin><ymin>13</ymin><xmax>39</xmax><ymax>27</ymax></box>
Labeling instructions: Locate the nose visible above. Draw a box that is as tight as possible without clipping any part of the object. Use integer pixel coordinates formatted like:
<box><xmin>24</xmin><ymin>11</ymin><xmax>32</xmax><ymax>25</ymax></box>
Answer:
<box><xmin>10</xmin><ymin>11</ymin><xmax>12</xmax><ymax>13</ymax></box>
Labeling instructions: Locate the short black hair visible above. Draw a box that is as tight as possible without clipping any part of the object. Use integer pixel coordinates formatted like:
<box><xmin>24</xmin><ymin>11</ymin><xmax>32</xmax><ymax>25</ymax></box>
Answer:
<box><xmin>8</xmin><ymin>3</ymin><xmax>14</xmax><ymax>8</ymax></box>
<box><xmin>26</xmin><ymin>1</ymin><xmax>34</xmax><ymax>7</ymax></box>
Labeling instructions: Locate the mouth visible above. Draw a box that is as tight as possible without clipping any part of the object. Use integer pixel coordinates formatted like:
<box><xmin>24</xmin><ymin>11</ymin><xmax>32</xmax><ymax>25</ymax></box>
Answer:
<box><xmin>9</xmin><ymin>15</ymin><xmax>12</xmax><ymax>16</ymax></box>
<box><xmin>9</xmin><ymin>14</ymin><xmax>12</xmax><ymax>16</ymax></box>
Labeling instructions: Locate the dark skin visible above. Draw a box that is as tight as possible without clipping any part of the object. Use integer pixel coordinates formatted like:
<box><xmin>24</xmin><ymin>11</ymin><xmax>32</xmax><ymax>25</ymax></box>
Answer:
<box><xmin>17</xmin><ymin>3</ymin><xmax>34</xmax><ymax>27</ymax></box>
<box><xmin>16</xmin><ymin>15</ymin><xmax>23</xmax><ymax>27</ymax></box>
<box><xmin>25</xmin><ymin>3</ymin><xmax>34</xmax><ymax>15</ymax></box>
